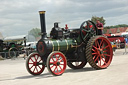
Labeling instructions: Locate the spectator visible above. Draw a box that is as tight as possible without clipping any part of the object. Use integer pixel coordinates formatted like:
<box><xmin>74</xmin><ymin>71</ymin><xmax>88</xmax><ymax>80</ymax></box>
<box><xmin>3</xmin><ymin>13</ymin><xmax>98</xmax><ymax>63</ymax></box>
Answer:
<box><xmin>116</xmin><ymin>38</ymin><xmax>121</xmax><ymax>48</ymax></box>
<box><xmin>96</xmin><ymin>20</ymin><xmax>104</xmax><ymax>35</ymax></box>
<box><xmin>125</xmin><ymin>38</ymin><xmax>128</xmax><ymax>45</ymax></box>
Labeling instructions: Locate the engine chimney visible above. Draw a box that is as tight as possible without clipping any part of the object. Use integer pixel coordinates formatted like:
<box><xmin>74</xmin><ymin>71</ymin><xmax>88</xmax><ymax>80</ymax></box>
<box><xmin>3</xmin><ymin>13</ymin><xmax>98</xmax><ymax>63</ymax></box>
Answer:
<box><xmin>39</xmin><ymin>11</ymin><xmax>46</xmax><ymax>39</ymax></box>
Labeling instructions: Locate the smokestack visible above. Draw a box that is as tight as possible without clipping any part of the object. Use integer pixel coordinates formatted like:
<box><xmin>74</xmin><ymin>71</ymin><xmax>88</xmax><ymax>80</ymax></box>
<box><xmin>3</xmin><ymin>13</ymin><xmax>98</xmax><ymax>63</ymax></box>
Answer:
<box><xmin>39</xmin><ymin>11</ymin><xmax>46</xmax><ymax>39</ymax></box>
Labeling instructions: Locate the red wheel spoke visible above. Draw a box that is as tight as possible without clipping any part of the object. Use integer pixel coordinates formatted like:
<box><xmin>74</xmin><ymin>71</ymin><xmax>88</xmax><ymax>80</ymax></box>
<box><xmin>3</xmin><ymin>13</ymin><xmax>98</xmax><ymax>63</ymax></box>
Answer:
<box><xmin>99</xmin><ymin>39</ymin><xmax>103</xmax><ymax>47</ymax></box>
<box><xmin>103</xmin><ymin>45</ymin><xmax>109</xmax><ymax>50</ymax></box>
<box><xmin>51</xmin><ymin>57</ymin><xmax>55</xmax><ymax>62</ymax></box>
<box><xmin>97</xmin><ymin>40</ymin><xmax>100</xmax><ymax>48</ymax></box>
<box><xmin>101</xmin><ymin>43</ymin><xmax>104</xmax><ymax>49</ymax></box>
<box><xmin>30</xmin><ymin>65</ymin><xmax>34</xmax><ymax>69</ymax></box>
<box><xmin>97</xmin><ymin>56</ymin><xmax>101</xmax><ymax>66</ymax></box>
<box><xmin>35</xmin><ymin>56</ymin><xmax>37</xmax><ymax>62</ymax></box>
<box><xmin>50</xmin><ymin>62</ymin><xmax>54</xmax><ymax>64</ymax></box>
<box><xmin>38</xmin><ymin>59</ymin><xmax>42</xmax><ymax>63</ymax></box>
<box><xmin>93</xmin><ymin>46</ymin><xmax>98</xmax><ymax>50</ymax></box>
<box><xmin>93</xmin><ymin>55</ymin><xmax>96</xmax><ymax>60</ymax></box>
<box><xmin>55</xmin><ymin>55</ymin><xmax>58</xmax><ymax>61</ymax></box>
<box><xmin>92</xmin><ymin>48</ymin><xmax>96</xmax><ymax>52</ymax></box>
<box><xmin>101</xmin><ymin>56</ymin><xmax>107</xmax><ymax>65</ymax></box>
<box><xmin>35</xmin><ymin>67</ymin><xmax>38</xmax><ymax>72</ymax></box>
<box><xmin>50</xmin><ymin>62</ymin><xmax>56</xmax><ymax>65</ymax></box>
<box><xmin>99</xmin><ymin>56</ymin><xmax>101</xmax><ymax>66</ymax></box>
<box><xmin>29</xmin><ymin>63</ymin><xmax>33</xmax><ymax>64</ymax></box>
<box><xmin>30</xmin><ymin>58</ymin><xmax>34</xmax><ymax>63</ymax></box>
<box><xmin>38</xmin><ymin>65</ymin><xmax>42</xmax><ymax>70</ymax></box>
<box><xmin>103</xmin><ymin>50</ymin><xmax>107</xmax><ymax>53</ymax></box>
<box><xmin>59</xmin><ymin>65</ymin><xmax>62</xmax><ymax>70</ymax></box>
<box><xmin>92</xmin><ymin>53</ymin><xmax>97</xmax><ymax>55</ymax></box>
<box><xmin>103</xmin><ymin>54</ymin><xmax>110</xmax><ymax>57</ymax></box>
<box><xmin>33</xmin><ymin>66</ymin><xmax>36</xmax><ymax>72</ymax></box>
<box><xmin>36</xmin><ymin>55</ymin><xmax>39</xmax><ymax>61</ymax></box>
<box><xmin>59</xmin><ymin>58</ymin><xmax>63</xmax><ymax>62</ymax></box>
<box><xmin>57</xmin><ymin>55</ymin><xmax>61</xmax><ymax>61</ymax></box>
<box><xmin>102</xmin><ymin>55</ymin><xmax>106</xmax><ymax>59</ymax></box>
<box><xmin>53</xmin><ymin>66</ymin><xmax>57</xmax><ymax>72</ymax></box>
<box><xmin>95</xmin><ymin>40</ymin><xmax>98</xmax><ymax>47</ymax></box>
<box><xmin>55</xmin><ymin>55</ymin><xmax>60</xmax><ymax>62</ymax></box>
<box><xmin>94</xmin><ymin>55</ymin><xmax>100</xmax><ymax>63</ymax></box>
<box><xmin>50</xmin><ymin>65</ymin><xmax>55</xmax><ymax>69</ymax></box>
<box><xmin>56</xmin><ymin>67</ymin><xmax>59</xmax><ymax>73</ymax></box>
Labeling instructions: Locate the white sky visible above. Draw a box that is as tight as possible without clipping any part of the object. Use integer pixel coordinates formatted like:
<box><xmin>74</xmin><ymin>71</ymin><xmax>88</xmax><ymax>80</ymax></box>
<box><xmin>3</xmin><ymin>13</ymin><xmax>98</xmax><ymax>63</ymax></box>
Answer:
<box><xmin>0</xmin><ymin>0</ymin><xmax>128</xmax><ymax>37</ymax></box>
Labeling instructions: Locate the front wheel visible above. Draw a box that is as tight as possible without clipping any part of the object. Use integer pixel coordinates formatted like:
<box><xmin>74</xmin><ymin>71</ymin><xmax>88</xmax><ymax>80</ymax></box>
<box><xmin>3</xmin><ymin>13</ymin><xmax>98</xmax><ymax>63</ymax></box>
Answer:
<box><xmin>26</xmin><ymin>52</ymin><xmax>45</xmax><ymax>75</ymax></box>
<box><xmin>47</xmin><ymin>51</ymin><xmax>67</xmax><ymax>76</ymax></box>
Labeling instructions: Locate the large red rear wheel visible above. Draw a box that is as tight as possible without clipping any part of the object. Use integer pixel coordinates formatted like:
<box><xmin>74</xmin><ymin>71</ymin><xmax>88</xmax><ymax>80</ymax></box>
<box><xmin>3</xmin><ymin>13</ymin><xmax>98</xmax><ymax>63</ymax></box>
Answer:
<box><xmin>26</xmin><ymin>52</ymin><xmax>45</xmax><ymax>75</ymax></box>
<box><xmin>47</xmin><ymin>51</ymin><xmax>67</xmax><ymax>76</ymax></box>
<box><xmin>86</xmin><ymin>36</ymin><xmax>113</xmax><ymax>69</ymax></box>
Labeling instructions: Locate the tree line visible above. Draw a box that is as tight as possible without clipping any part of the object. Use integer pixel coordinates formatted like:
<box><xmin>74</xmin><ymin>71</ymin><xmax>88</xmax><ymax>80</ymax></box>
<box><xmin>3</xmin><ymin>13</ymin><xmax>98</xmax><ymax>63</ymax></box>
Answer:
<box><xmin>91</xmin><ymin>16</ymin><xmax>128</xmax><ymax>33</ymax></box>
<box><xmin>91</xmin><ymin>16</ymin><xmax>128</xmax><ymax>29</ymax></box>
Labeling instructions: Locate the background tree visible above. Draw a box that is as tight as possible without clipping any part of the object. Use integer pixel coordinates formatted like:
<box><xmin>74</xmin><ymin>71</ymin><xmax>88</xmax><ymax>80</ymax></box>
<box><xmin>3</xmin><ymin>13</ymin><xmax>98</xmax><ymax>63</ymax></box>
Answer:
<box><xmin>29</xmin><ymin>28</ymin><xmax>41</xmax><ymax>38</ymax></box>
<box><xmin>91</xmin><ymin>16</ymin><xmax>106</xmax><ymax>33</ymax></box>
<box><xmin>106</xmin><ymin>24</ymin><xmax>128</xmax><ymax>28</ymax></box>
<box><xmin>91</xmin><ymin>16</ymin><xmax>106</xmax><ymax>25</ymax></box>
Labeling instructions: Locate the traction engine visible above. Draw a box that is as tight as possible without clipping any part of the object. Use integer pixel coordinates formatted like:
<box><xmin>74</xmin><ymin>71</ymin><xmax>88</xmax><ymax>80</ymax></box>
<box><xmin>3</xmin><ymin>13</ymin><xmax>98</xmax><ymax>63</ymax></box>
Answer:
<box><xmin>26</xmin><ymin>11</ymin><xmax>113</xmax><ymax>76</ymax></box>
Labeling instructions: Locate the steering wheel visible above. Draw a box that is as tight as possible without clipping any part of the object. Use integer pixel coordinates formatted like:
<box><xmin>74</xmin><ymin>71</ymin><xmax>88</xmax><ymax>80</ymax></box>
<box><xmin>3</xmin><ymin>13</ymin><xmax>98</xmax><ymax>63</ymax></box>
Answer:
<box><xmin>80</xmin><ymin>20</ymin><xmax>98</xmax><ymax>43</ymax></box>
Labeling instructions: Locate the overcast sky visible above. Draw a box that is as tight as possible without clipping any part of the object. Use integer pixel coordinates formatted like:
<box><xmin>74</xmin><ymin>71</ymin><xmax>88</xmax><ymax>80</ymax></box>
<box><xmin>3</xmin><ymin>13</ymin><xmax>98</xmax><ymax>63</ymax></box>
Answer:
<box><xmin>0</xmin><ymin>0</ymin><xmax>128</xmax><ymax>37</ymax></box>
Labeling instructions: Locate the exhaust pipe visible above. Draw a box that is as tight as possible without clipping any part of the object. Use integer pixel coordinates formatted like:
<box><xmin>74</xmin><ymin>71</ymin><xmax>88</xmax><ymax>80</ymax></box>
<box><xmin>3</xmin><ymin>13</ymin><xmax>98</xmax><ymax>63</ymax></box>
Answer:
<box><xmin>39</xmin><ymin>11</ymin><xmax>46</xmax><ymax>39</ymax></box>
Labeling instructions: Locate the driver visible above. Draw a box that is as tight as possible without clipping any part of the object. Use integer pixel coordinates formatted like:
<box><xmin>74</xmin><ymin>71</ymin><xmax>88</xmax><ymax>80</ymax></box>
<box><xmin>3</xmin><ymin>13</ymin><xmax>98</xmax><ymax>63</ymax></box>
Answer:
<box><xmin>96</xmin><ymin>20</ymin><xmax>103</xmax><ymax>35</ymax></box>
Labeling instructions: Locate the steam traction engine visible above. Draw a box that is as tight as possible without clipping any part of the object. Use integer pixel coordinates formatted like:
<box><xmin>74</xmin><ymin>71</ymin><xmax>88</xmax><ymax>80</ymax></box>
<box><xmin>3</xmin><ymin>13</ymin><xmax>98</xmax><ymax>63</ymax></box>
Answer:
<box><xmin>26</xmin><ymin>11</ymin><xmax>113</xmax><ymax>76</ymax></box>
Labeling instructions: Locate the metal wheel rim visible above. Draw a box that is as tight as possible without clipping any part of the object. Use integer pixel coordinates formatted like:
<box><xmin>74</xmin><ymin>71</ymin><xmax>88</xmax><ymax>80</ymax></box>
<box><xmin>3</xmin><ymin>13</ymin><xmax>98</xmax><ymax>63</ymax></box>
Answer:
<box><xmin>47</xmin><ymin>52</ymin><xmax>67</xmax><ymax>76</ymax></box>
<box><xmin>26</xmin><ymin>53</ymin><xmax>45</xmax><ymax>75</ymax></box>
<box><xmin>92</xmin><ymin>37</ymin><xmax>113</xmax><ymax>68</ymax></box>
<box><xmin>8</xmin><ymin>47</ymin><xmax>18</xmax><ymax>59</ymax></box>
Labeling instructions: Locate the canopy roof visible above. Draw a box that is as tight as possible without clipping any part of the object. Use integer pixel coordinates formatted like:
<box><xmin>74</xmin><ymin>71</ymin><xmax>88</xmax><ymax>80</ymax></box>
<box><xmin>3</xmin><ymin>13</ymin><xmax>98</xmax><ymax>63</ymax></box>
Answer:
<box><xmin>4</xmin><ymin>35</ymin><xmax>26</xmax><ymax>42</ymax></box>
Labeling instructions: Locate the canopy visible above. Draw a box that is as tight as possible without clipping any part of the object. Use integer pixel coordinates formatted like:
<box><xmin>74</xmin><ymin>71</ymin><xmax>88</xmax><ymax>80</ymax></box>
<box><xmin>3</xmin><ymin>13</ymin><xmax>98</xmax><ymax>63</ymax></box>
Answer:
<box><xmin>121</xmin><ymin>32</ymin><xmax>128</xmax><ymax>35</ymax></box>
<box><xmin>4</xmin><ymin>35</ymin><xmax>26</xmax><ymax>42</ymax></box>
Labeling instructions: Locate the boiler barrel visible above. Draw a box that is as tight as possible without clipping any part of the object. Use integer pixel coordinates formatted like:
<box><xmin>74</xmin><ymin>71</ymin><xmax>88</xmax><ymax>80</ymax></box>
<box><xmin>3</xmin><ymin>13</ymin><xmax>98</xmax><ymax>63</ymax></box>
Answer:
<box><xmin>37</xmin><ymin>39</ymin><xmax>77</xmax><ymax>56</ymax></box>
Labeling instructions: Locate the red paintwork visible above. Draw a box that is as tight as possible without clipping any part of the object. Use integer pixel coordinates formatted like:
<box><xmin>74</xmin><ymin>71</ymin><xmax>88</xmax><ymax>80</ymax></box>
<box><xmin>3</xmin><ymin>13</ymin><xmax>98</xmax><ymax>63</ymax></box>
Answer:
<box><xmin>38</xmin><ymin>42</ymin><xmax>44</xmax><ymax>53</ymax></box>
<box><xmin>65</xmin><ymin>24</ymin><xmax>68</xmax><ymax>30</ymax></box>
<box><xmin>92</xmin><ymin>37</ymin><xmax>113</xmax><ymax>68</ymax></box>
<box><xmin>108</xmin><ymin>37</ymin><xmax>125</xmax><ymax>42</ymax></box>
<box><xmin>49</xmin><ymin>52</ymin><xmax>67</xmax><ymax>75</ymax></box>
<box><xmin>106</xmin><ymin>36</ymin><xmax>125</xmax><ymax>43</ymax></box>
<box><xmin>28</xmin><ymin>53</ymin><xmax>45</xmax><ymax>75</ymax></box>
<box><xmin>103</xmin><ymin>34</ymin><xmax>111</xmax><ymax>36</ymax></box>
